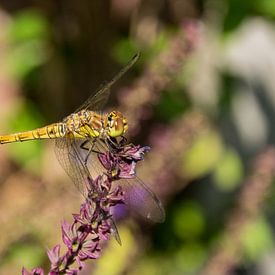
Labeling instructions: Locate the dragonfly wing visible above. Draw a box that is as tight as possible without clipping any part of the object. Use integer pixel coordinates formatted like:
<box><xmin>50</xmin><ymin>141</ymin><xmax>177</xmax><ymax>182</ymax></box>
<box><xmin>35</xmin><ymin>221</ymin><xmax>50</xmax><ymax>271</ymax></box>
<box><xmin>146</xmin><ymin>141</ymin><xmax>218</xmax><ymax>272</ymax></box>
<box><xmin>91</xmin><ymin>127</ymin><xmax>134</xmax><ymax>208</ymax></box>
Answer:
<box><xmin>120</xmin><ymin>177</ymin><xmax>165</xmax><ymax>223</ymax></box>
<box><xmin>86</xmin><ymin>139</ymin><xmax>165</xmax><ymax>223</ymax></box>
<box><xmin>55</xmin><ymin>137</ymin><xmax>92</xmax><ymax>197</ymax></box>
<box><xmin>109</xmin><ymin>217</ymin><xmax>122</xmax><ymax>245</ymax></box>
<box><xmin>55</xmin><ymin>135</ymin><xmax>165</xmax><ymax>223</ymax></box>
<box><xmin>75</xmin><ymin>53</ymin><xmax>140</xmax><ymax>113</ymax></box>
<box><xmin>82</xmin><ymin>138</ymin><xmax>108</xmax><ymax>179</ymax></box>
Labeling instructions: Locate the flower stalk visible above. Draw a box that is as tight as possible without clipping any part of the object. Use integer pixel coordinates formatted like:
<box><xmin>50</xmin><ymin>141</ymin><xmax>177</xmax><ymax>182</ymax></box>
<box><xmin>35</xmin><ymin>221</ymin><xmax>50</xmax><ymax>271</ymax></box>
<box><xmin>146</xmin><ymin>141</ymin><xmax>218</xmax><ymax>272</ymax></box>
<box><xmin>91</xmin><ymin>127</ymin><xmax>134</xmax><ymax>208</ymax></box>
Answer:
<box><xmin>22</xmin><ymin>142</ymin><xmax>150</xmax><ymax>275</ymax></box>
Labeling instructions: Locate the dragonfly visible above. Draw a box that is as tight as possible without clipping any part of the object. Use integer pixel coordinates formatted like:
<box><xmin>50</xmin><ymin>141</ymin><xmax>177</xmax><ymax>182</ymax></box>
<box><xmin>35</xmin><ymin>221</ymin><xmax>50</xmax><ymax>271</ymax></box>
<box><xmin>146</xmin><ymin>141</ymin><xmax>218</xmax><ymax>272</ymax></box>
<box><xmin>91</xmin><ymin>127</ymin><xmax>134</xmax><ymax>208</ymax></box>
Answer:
<box><xmin>0</xmin><ymin>53</ymin><xmax>165</xmax><ymax>225</ymax></box>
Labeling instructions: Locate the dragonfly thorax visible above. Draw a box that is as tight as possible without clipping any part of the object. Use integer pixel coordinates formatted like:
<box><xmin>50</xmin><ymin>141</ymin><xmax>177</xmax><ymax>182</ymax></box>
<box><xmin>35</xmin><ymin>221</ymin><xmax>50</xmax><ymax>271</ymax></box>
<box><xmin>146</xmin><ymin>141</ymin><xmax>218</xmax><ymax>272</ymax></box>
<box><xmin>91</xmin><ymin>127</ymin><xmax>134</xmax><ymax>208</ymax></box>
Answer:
<box><xmin>64</xmin><ymin>110</ymin><xmax>127</xmax><ymax>139</ymax></box>
<box><xmin>64</xmin><ymin>110</ymin><xmax>104</xmax><ymax>138</ymax></box>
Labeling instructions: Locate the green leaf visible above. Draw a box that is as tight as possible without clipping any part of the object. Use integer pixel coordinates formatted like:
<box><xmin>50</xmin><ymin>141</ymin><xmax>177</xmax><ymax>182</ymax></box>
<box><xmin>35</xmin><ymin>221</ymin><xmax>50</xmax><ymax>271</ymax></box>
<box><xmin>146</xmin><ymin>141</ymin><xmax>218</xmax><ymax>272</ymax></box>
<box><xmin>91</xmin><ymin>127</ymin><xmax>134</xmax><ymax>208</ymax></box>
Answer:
<box><xmin>173</xmin><ymin>201</ymin><xmax>205</xmax><ymax>240</ymax></box>
<box><xmin>254</xmin><ymin>0</ymin><xmax>275</xmax><ymax>17</ymax></box>
<box><xmin>112</xmin><ymin>38</ymin><xmax>139</xmax><ymax>64</ymax></box>
<box><xmin>241</xmin><ymin>217</ymin><xmax>274</xmax><ymax>261</ymax></box>
<box><xmin>8</xmin><ymin>40</ymin><xmax>48</xmax><ymax>79</ymax></box>
<box><xmin>174</xmin><ymin>243</ymin><xmax>206</xmax><ymax>273</ymax></box>
<box><xmin>213</xmin><ymin>149</ymin><xmax>243</xmax><ymax>191</ymax></box>
<box><xmin>181</xmin><ymin>130</ymin><xmax>223</xmax><ymax>178</ymax></box>
<box><xmin>154</xmin><ymin>89</ymin><xmax>189</xmax><ymax>122</ymax></box>
<box><xmin>7</xmin><ymin>10</ymin><xmax>49</xmax><ymax>79</ymax></box>
<box><xmin>1</xmin><ymin>242</ymin><xmax>44</xmax><ymax>268</ymax></box>
<box><xmin>9</xmin><ymin>10</ymin><xmax>49</xmax><ymax>43</ymax></box>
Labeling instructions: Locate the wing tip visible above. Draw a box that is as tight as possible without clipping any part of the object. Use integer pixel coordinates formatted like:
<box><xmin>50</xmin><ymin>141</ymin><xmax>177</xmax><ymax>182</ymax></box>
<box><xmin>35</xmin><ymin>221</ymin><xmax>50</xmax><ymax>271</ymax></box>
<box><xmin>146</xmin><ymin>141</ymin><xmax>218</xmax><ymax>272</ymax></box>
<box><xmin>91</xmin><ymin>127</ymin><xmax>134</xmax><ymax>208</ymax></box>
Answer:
<box><xmin>126</xmin><ymin>52</ymin><xmax>141</xmax><ymax>69</ymax></box>
<box><xmin>132</xmin><ymin>52</ymin><xmax>141</xmax><ymax>63</ymax></box>
<box><xmin>150</xmin><ymin>206</ymin><xmax>166</xmax><ymax>223</ymax></box>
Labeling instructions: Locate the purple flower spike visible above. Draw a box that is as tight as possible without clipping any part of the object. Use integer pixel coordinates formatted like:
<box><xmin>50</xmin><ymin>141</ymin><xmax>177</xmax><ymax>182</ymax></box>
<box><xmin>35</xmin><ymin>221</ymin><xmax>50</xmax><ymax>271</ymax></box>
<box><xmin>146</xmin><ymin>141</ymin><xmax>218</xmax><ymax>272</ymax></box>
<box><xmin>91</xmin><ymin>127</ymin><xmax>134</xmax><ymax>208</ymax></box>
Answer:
<box><xmin>24</xmin><ymin>140</ymin><xmax>151</xmax><ymax>274</ymax></box>
<box><xmin>62</xmin><ymin>221</ymin><xmax>77</xmax><ymax>250</ymax></box>
<box><xmin>62</xmin><ymin>221</ymin><xmax>88</xmax><ymax>251</ymax></box>
<box><xmin>122</xmin><ymin>145</ymin><xmax>151</xmax><ymax>161</ymax></box>
<box><xmin>73</xmin><ymin>202</ymin><xmax>95</xmax><ymax>225</ymax></box>
<box><xmin>47</xmin><ymin>245</ymin><xmax>64</xmax><ymax>272</ymax></box>
<box><xmin>98</xmin><ymin>144</ymin><xmax>150</xmax><ymax>179</ymax></box>
<box><xmin>77</xmin><ymin>239</ymin><xmax>100</xmax><ymax>260</ymax></box>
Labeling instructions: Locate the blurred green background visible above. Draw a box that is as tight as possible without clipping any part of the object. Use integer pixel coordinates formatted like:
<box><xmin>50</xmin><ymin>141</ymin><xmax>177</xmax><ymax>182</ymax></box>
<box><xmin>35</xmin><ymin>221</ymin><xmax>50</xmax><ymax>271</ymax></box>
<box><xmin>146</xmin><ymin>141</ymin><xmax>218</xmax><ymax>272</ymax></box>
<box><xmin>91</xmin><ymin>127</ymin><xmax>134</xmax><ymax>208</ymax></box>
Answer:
<box><xmin>1</xmin><ymin>0</ymin><xmax>275</xmax><ymax>274</ymax></box>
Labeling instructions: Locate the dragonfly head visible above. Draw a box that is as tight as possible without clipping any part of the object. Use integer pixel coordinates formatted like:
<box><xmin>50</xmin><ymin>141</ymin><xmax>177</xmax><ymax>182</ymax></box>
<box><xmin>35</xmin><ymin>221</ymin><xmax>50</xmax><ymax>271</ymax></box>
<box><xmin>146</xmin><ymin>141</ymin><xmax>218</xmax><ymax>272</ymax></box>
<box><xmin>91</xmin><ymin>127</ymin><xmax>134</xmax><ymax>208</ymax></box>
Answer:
<box><xmin>105</xmin><ymin>111</ymin><xmax>128</xmax><ymax>137</ymax></box>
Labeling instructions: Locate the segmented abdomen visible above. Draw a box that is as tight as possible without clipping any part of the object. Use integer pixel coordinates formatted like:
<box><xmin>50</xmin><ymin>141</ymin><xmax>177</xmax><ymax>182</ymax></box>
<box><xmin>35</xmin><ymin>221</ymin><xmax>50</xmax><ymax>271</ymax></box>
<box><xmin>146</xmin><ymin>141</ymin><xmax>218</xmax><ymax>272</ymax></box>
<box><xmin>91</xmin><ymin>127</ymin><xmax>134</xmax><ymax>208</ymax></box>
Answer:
<box><xmin>0</xmin><ymin>123</ymin><xmax>66</xmax><ymax>144</ymax></box>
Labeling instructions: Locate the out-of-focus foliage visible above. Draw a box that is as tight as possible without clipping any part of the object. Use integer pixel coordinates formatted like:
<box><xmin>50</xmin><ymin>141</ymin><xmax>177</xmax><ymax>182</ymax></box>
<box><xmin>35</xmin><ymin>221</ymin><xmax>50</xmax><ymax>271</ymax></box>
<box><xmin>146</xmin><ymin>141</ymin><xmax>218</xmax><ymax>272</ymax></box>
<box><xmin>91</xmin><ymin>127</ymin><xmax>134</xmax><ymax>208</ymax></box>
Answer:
<box><xmin>241</xmin><ymin>217</ymin><xmax>274</xmax><ymax>261</ymax></box>
<box><xmin>213</xmin><ymin>148</ymin><xmax>243</xmax><ymax>191</ymax></box>
<box><xmin>182</xmin><ymin>130</ymin><xmax>223</xmax><ymax>178</ymax></box>
<box><xmin>0</xmin><ymin>1</ymin><xmax>275</xmax><ymax>275</ymax></box>
<box><xmin>7</xmin><ymin>10</ymin><xmax>50</xmax><ymax>79</ymax></box>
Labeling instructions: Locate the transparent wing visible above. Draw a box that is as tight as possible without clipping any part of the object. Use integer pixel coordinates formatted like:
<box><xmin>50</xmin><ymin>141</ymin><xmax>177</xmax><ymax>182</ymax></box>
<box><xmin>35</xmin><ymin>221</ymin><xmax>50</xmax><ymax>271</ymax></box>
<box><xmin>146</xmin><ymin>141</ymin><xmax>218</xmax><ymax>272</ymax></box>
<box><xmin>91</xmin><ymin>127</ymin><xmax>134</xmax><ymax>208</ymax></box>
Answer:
<box><xmin>109</xmin><ymin>217</ymin><xmax>122</xmax><ymax>245</ymax></box>
<box><xmin>94</xmin><ymin>140</ymin><xmax>165</xmax><ymax>223</ymax></box>
<box><xmin>75</xmin><ymin>53</ymin><xmax>140</xmax><ymax>113</ymax></box>
<box><xmin>55</xmin><ymin>137</ymin><xmax>122</xmax><ymax>244</ymax></box>
<box><xmin>120</xmin><ymin>177</ymin><xmax>165</xmax><ymax>223</ymax></box>
<box><xmin>55</xmin><ymin>137</ymin><xmax>92</xmax><ymax>198</ymax></box>
<box><xmin>56</xmin><ymin>136</ymin><xmax>165</xmax><ymax>223</ymax></box>
<box><xmin>83</xmin><ymin>138</ymin><xmax>109</xmax><ymax>179</ymax></box>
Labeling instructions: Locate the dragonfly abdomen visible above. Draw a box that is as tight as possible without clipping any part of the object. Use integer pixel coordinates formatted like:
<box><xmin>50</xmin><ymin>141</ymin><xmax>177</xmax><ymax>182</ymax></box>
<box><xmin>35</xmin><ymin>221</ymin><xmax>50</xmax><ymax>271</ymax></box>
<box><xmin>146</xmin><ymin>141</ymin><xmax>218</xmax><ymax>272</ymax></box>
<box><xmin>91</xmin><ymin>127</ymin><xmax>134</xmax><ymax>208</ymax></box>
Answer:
<box><xmin>0</xmin><ymin>123</ymin><xmax>66</xmax><ymax>144</ymax></box>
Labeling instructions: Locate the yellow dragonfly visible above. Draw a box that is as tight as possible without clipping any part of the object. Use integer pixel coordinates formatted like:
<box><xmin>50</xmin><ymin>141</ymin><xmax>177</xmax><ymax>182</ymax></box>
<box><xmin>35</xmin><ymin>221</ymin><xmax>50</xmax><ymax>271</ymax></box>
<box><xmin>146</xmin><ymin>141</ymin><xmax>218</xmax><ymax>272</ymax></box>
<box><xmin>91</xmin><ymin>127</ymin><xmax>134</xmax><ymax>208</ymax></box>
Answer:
<box><xmin>0</xmin><ymin>54</ymin><xmax>165</xmax><ymax>223</ymax></box>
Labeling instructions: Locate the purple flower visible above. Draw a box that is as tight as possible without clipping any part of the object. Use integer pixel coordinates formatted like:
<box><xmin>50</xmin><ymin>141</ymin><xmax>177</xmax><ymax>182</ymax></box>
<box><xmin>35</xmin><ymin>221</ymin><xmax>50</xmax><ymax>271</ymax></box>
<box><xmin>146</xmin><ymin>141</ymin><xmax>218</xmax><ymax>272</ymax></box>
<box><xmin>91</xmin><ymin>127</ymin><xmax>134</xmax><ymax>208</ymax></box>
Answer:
<box><xmin>64</xmin><ymin>269</ymin><xmax>78</xmax><ymax>275</ymax></box>
<box><xmin>73</xmin><ymin>202</ymin><xmax>97</xmax><ymax>226</ymax></box>
<box><xmin>61</xmin><ymin>221</ymin><xmax>87</xmax><ymax>251</ymax></box>
<box><xmin>77</xmin><ymin>239</ymin><xmax>101</xmax><ymax>260</ymax></box>
<box><xmin>98</xmin><ymin>144</ymin><xmax>150</xmax><ymax>179</ymax></box>
<box><xmin>106</xmin><ymin>186</ymin><xmax>124</xmax><ymax>206</ymax></box>
<box><xmin>121</xmin><ymin>145</ymin><xmax>150</xmax><ymax>161</ymax></box>
<box><xmin>47</xmin><ymin>245</ymin><xmax>64</xmax><ymax>272</ymax></box>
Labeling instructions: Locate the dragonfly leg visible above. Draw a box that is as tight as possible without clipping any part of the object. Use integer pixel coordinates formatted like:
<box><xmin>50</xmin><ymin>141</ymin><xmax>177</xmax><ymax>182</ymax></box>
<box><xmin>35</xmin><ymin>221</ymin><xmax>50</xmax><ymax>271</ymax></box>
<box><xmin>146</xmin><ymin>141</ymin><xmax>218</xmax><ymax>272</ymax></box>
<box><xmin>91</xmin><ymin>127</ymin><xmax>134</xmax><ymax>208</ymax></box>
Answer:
<box><xmin>80</xmin><ymin>139</ymin><xmax>90</xmax><ymax>150</ymax></box>
<box><xmin>79</xmin><ymin>139</ymin><xmax>95</xmax><ymax>165</ymax></box>
<box><xmin>80</xmin><ymin>139</ymin><xmax>104</xmax><ymax>165</ymax></box>
<box><xmin>119</xmin><ymin>136</ymin><xmax>128</xmax><ymax>146</ymax></box>
<box><xmin>106</xmin><ymin>136</ymin><xmax>128</xmax><ymax>151</ymax></box>
<box><xmin>106</xmin><ymin>137</ymin><xmax>120</xmax><ymax>150</ymax></box>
